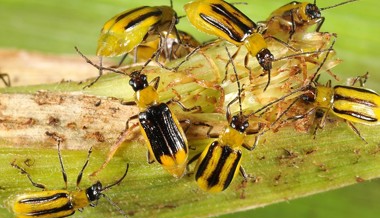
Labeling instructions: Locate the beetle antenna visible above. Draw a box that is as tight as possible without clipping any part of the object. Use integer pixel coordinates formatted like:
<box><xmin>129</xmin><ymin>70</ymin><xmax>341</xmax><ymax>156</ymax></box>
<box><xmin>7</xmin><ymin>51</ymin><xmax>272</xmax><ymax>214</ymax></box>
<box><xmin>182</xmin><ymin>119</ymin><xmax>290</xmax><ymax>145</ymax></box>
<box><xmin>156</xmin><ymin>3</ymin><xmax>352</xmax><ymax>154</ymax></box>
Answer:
<box><xmin>309</xmin><ymin>37</ymin><xmax>336</xmax><ymax>82</ymax></box>
<box><xmin>101</xmin><ymin>193</ymin><xmax>128</xmax><ymax>217</ymax></box>
<box><xmin>225</xmin><ymin>46</ymin><xmax>243</xmax><ymax>116</ymax></box>
<box><xmin>45</xmin><ymin>132</ymin><xmax>68</xmax><ymax>190</ymax></box>
<box><xmin>177</xmin><ymin>15</ymin><xmax>186</xmax><ymax>20</ymax></box>
<box><xmin>76</xmin><ymin>147</ymin><xmax>93</xmax><ymax>189</ymax></box>
<box><xmin>273</xmin><ymin>47</ymin><xmax>333</xmax><ymax>62</ymax></box>
<box><xmin>230</xmin><ymin>2</ymin><xmax>248</xmax><ymax>5</ymax></box>
<box><xmin>75</xmin><ymin>46</ymin><xmax>128</xmax><ymax>76</ymax></box>
<box><xmin>320</xmin><ymin>0</ymin><xmax>357</xmax><ymax>11</ymax></box>
<box><xmin>56</xmin><ymin>139</ymin><xmax>68</xmax><ymax>190</ymax></box>
<box><xmin>102</xmin><ymin>164</ymin><xmax>129</xmax><ymax>191</ymax></box>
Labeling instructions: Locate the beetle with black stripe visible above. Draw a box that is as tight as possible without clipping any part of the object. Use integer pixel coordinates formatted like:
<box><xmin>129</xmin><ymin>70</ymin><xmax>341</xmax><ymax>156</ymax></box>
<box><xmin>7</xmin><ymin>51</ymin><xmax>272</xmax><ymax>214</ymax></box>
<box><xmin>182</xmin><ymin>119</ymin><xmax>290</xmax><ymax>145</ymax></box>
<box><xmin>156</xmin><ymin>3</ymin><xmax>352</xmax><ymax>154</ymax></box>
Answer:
<box><xmin>255</xmin><ymin>41</ymin><xmax>380</xmax><ymax>143</ymax></box>
<box><xmin>188</xmin><ymin>47</ymin><xmax>260</xmax><ymax>192</ymax></box>
<box><xmin>75</xmin><ymin>49</ymin><xmax>201</xmax><ymax>179</ymax></box>
<box><xmin>125</xmin><ymin>71</ymin><xmax>200</xmax><ymax>179</ymax></box>
<box><xmin>184</xmin><ymin>0</ymin><xmax>274</xmax><ymax>91</ymax></box>
<box><xmin>184</xmin><ymin>0</ymin><xmax>330</xmax><ymax>91</ymax></box>
<box><xmin>91</xmin><ymin>0</ymin><xmax>191</xmax><ymax>88</ymax></box>
<box><xmin>295</xmin><ymin>77</ymin><xmax>380</xmax><ymax>142</ymax></box>
<box><xmin>10</xmin><ymin>135</ymin><xmax>129</xmax><ymax>218</ymax></box>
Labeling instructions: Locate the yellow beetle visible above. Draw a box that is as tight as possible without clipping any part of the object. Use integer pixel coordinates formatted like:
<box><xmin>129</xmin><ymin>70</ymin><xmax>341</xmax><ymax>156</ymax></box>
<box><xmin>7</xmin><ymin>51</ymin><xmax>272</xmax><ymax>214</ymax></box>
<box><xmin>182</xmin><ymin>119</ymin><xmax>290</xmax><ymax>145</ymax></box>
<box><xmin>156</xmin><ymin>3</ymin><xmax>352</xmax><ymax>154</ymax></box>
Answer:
<box><xmin>297</xmin><ymin>80</ymin><xmax>380</xmax><ymax>141</ymax></box>
<box><xmin>264</xmin><ymin>0</ymin><xmax>357</xmax><ymax>40</ymax></box>
<box><xmin>265</xmin><ymin>47</ymin><xmax>379</xmax><ymax>142</ymax></box>
<box><xmin>127</xmin><ymin>71</ymin><xmax>196</xmax><ymax>178</ymax></box>
<box><xmin>76</xmin><ymin>49</ymin><xmax>200</xmax><ymax>178</ymax></box>
<box><xmin>190</xmin><ymin>47</ymin><xmax>259</xmax><ymax>192</ymax></box>
<box><xmin>184</xmin><ymin>0</ymin><xmax>275</xmax><ymax>90</ymax></box>
<box><xmin>97</xmin><ymin>5</ymin><xmax>178</xmax><ymax>58</ymax></box>
<box><xmin>184</xmin><ymin>0</ymin><xmax>327</xmax><ymax>91</ymax></box>
<box><xmin>10</xmin><ymin>137</ymin><xmax>129</xmax><ymax>218</ymax></box>
<box><xmin>193</xmin><ymin>103</ymin><xmax>254</xmax><ymax>192</ymax></box>
<box><xmin>90</xmin><ymin>1</ymin><xmax>185</xmax><ymax>87</ymax></box>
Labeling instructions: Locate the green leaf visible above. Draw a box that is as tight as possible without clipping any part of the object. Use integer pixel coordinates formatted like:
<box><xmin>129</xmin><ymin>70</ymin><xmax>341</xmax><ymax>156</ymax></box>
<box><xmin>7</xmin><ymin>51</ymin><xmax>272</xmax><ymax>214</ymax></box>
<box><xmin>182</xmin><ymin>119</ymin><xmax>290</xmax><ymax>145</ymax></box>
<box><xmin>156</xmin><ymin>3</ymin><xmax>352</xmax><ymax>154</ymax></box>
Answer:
<box><xmin>0</xmin><ymin>0</ymin><xmax>379</xmax><ymax>218</ymax></box>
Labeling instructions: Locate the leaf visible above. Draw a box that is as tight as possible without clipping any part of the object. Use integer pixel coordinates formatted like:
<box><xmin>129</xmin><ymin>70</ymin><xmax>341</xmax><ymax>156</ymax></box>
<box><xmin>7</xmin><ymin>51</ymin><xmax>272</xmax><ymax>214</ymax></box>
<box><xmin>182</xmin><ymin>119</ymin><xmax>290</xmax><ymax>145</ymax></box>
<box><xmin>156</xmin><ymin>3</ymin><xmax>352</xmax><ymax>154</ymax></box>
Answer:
<box><xmin>0</xmin><ymin>0</ymin><xmax>379</xmax><ymax>218</ymax></box>
<box><xmin>1</xmin><ymin>40</ymin><xmax>380</xmax><ymax>218</ymax></box>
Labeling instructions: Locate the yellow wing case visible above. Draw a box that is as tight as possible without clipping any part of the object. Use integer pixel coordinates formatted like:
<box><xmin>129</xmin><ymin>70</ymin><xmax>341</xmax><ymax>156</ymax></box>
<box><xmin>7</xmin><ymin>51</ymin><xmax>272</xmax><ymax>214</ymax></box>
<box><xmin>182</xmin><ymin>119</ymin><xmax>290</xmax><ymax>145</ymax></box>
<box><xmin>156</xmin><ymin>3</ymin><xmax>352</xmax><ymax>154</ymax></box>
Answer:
<box><xmin>139</xmin><ymin>103</ymin><xmax>188</xmax><ymax>178</ymax></box>
<box><xmin>195</xmin><ymin>141</ymin><xmax>242</xmax><ymax>193</ymax></box>
<box><xmin>96</xmin><ymin>6</ymin><xmax>163</xmax><ymax>57</ymax></box>
<box><xmin>12</xmin><ymin>190</ymin><xmax>77</xmax><ymax>218</ymax></box>
<box><xmin>332</xmin><ymin>85</ymin><xmax>380</xmax><ymax>125</ymax></box>
<box><xmin>184</xmin><ymin>0</ymin><xmax>256</xmax><ymax>45</ymax></box>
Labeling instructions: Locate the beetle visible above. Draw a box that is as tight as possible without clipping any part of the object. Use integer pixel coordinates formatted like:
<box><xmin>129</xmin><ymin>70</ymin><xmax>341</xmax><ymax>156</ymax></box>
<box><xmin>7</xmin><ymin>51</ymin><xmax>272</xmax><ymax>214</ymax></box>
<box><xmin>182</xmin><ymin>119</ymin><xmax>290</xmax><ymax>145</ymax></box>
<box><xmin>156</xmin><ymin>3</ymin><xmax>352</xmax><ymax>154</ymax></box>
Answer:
<box><xmin>192</xmin><ymin>98</ymin><xmax>256</xmax><ymax>192</ymax></box>
<box><xmin>125</xmin><ymin>71</ymin><xmax>200</xmax><ymax>178</ymax></box>
<box><xmin>10</xmin><ymin>137</ymin><xmax>129</xmax><ymax>218</ymax></box>
<box><xmin>91</xmin><ymin>0</ymin><xmax>189</xmax><ymax>87</ymax></box>
<box><xmin>184</xmin><ymin>0</ymin><xmax>329</xmax><ymax>91</ymax></box>
<box><xmin>189</xmin><ymin>47</ymin><xmax>259</xmax><ymax>192</ymax></box>
<box><xmin>258</xmin><ymin>43</ymin><xmax>379</xmax><ymax>142</ymax></box>
<box><xmin>184</xmin><ymin>0</ymin><xmax>275</xmax><ymax>90</ymax></box>
<box><xmin>296</xmin><ymin>79</ymin><xmax>380</xmax><ymax>141</ymax></box>
<box><xmin>75</xmin><ymin>48</ymin><xmax>201</xmax><ymax>178</ymax></box>
<box><xmin>264</xmin><ymin>0</ymin><xmax>357</xmax><ymax>40</ymax></box>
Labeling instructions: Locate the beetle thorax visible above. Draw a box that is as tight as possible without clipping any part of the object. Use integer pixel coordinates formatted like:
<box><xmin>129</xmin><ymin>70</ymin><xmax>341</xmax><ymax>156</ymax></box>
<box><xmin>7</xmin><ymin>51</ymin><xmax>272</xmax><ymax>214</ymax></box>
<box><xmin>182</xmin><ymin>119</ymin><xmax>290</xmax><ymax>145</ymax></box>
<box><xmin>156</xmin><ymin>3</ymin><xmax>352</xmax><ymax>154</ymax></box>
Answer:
<box><xmin>314</xmin><ymin>86</ymin><xmax>334</xmax><ymax>108</ymax></box>
<box><xmin>134</xmin><ymin>86</ymin><xmax>159</xmax><ymax>110</ymax></box>
<box><xmin>219</xmin><ymin>126</ymin><xmax>245</xmax><ymax>149</ymax></box>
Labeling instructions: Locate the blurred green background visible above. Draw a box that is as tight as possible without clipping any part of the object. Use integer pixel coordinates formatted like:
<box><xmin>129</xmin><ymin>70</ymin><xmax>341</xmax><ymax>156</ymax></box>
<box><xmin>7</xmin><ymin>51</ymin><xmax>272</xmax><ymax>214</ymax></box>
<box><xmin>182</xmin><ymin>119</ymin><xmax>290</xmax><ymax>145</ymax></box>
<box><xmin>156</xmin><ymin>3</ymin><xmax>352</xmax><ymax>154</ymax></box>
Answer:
<box><xmin>0</xmin><ymin>0</ymin><xmax>379</xmax><ymax>217</ymax></box>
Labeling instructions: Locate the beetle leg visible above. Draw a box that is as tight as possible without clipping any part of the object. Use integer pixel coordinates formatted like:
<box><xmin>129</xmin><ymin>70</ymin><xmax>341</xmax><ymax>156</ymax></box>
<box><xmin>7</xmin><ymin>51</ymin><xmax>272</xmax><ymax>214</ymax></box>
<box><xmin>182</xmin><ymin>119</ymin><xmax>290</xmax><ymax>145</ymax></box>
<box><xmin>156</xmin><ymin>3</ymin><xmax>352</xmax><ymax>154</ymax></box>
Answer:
<box><xmin>56</xmin><ymin>140</ymin><xmax>68</xmax><ymax>190</ymax></box>
<box><xmin>192</xmin><ymin>122</ymin><xmax>218</xmax><ymax>138</ymax></box>
<box><xmin>244</xmin><ymin>52</ymin><xmax>252</xmax><ymax>81</ymax></box>
<box><xmin>264</xmin><ymin>35</ymin><xmax>299</xmax><ymax>52</ymax></box>
<box><xmin>289</xmin><ymin>9</ymin><xmax>297</xmax><ymax>41</ymax></box>
<box><xmin>90</xmin><ymin>122</ymin><xmax>139</xmax><ymax>177</ymax></box>
<box><xmin>350</xmin><ymin>72</ymin><xmax>369</xmax><ymax>87</ymax></box>
<box><xmin>171</xmin><ymin>45</ymin><xmax>201</xmax><ymax>71</ymax></box>
<box><xmin>147</xmin><ymin>151</ymin><xmax>155</xmax><ymax>164</ymax></box>
<box><xmin>115</xmin><ymin>53</ymin><xmax>129</xmax><ymax>67</ymax></box>
<box><xmin>0</xmin><ymin>73</ymin><xmax>11</xmax><ymax>87</ymax></box>
<box><xmin>180</xmin><ymin>119</ymin><xmax>192</xmax><ymax>133</ymax></box>
<box><xmin>346</xmin><ymin>121</ymin><xmax>367</xmax><ymax>143</ymax></box>
<box><xmin>124</xmin><ymin>114</ymin><xmax>139</xmax><ymax>131</ymax></box>
<box><xmin>242</xmin><ymin>134</ymin><xmax>260</xmax><ymax>151</ymax></box>
<box><xmin>11</xmin><ymin>160</ymin><xmax>46</xmax><ymax>190</ymax></box>
<box><xmin>312</xmin><ymin>108</ymin><xmax>328</xmax><ymax>139</ymax></box>
<box><xmin>239</xmin><ymin>166</ymin><xmax>249</xmax><ymax>181</ymax></box>
<box><xmin>167</xmin><ymin>97</ymin><xmax>202</xmax><ymax>113</ymax></box>
<box><xmin>187</xmin><ymin>152</ymin><xmax>202</xmax><ymax>173</ymax></box>
<box><xmin>315</xmin><ymin>17</ymin><xmax>325</xmax><ymax>32</ymax></box>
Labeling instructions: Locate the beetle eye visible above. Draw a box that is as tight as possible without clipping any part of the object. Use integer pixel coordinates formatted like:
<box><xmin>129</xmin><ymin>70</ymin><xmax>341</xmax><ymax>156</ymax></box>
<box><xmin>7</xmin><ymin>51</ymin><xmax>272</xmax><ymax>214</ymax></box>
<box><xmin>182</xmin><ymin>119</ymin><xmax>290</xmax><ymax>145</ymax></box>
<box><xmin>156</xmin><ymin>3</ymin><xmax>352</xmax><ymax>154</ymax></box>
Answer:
<box><xmin>244</xmin><ymin>121</ymin><xmax>249</xmax><ymax>129</ymax></box>
<box><xmin>305</xmin><ymin>4</ymin><xmax>321</xmax><ymax>19</ymax></box>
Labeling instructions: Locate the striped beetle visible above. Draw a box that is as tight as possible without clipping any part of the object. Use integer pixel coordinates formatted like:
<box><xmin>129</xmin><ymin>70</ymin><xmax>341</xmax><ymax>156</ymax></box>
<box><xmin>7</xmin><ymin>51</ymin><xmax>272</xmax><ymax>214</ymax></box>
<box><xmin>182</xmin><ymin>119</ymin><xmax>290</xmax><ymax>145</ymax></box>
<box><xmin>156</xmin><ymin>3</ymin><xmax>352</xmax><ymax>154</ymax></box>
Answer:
<box><xmin>10</xmin><ymin>137</ymin><xmax>129</xmax><ymax>218</ymax></box>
